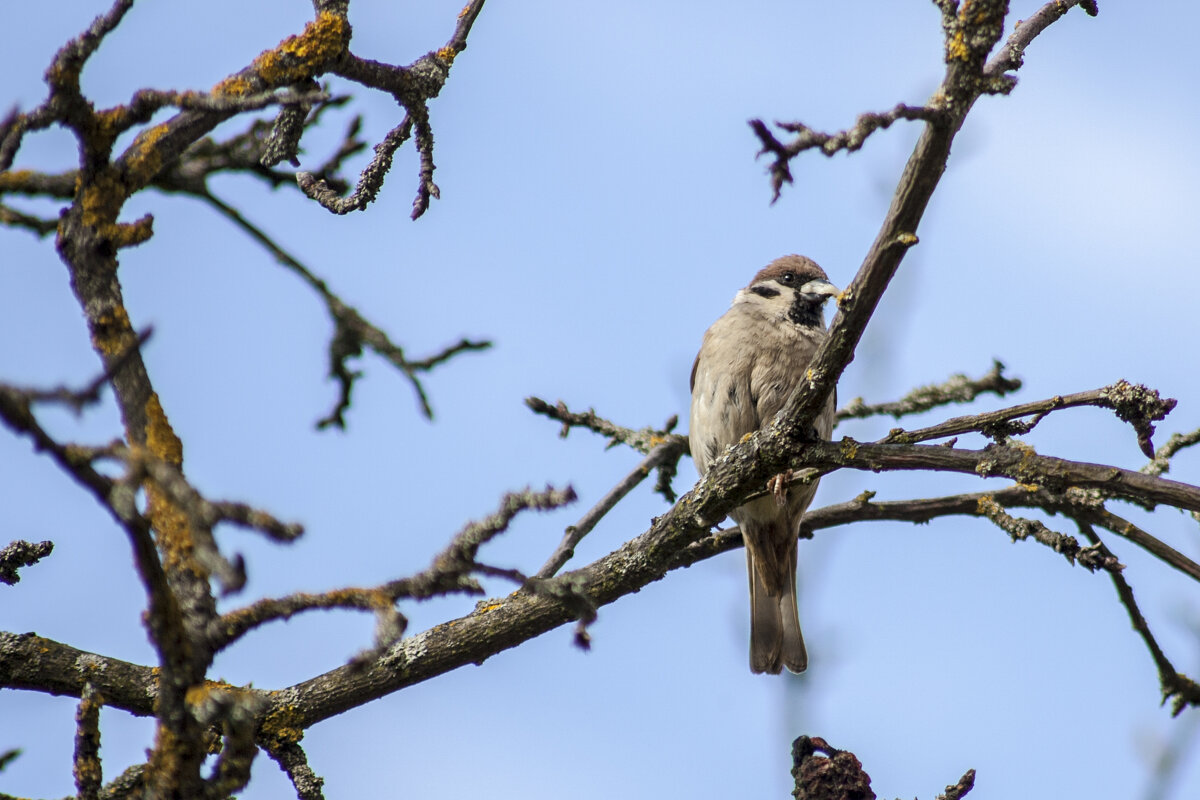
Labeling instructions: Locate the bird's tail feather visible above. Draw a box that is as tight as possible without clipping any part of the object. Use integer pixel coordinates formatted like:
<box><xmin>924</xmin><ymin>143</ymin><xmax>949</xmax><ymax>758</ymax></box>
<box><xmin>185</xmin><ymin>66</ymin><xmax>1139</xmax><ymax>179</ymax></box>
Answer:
<box><xmin>747</xmin><ymin>534</ymin><xmax>807</xmax><ymax>675</ymax></box>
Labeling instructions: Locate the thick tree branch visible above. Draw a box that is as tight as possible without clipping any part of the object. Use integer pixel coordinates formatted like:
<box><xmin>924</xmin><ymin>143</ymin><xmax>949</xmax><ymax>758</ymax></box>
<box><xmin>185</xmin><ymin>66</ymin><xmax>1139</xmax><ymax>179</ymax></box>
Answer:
<box><xmin>766</xmin><ymin>0</ymin><xmax>1097</xmax><ymax>447</ymax></box>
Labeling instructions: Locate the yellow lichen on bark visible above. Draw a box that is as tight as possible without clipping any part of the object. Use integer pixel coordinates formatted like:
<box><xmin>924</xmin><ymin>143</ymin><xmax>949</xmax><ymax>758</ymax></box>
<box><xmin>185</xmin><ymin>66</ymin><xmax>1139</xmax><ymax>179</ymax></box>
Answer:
<box><xmin>90</xmin><ymin>305</ymin><xmax>133</xmax><ymax>357</ymax></box>
<box><xmin>212</xmin><ymin>11</ymin><xmax>349</xmax><ymax>96</ymax></box>
<box><xmin>946</xmin><ymin>29</ymin><xmax>970</xmax><ymax>61</ymax></box>
<box><xmin>254</xmin><ymin>11</ymin><xmax>350</xmax><ymax>87</ymax></box>
<box><xmin>142</xmin><ymin>392</ymin><xmax>201</xmax><ymax>576</ymax></box>
<box><xmin>79</xmin><ymin>167</ymin><xmax>125</xmax><ymax>230</ymax></box>
<box><xmin>145</xmin><ymin>393</ymin><xmax>183</xmax><ymax>467</ymax></box>
<box><xmin>0</xmin><ymin>169</ymin><xmax>37</xmax><ymax>191</ymax></box>
<box><xmin>261</xmin><ymin>704</ymin><xmax>305</xmax><ymax>745</ymax></box>
<box><xmin>124</xmin><ymin>122</ymin><xmax>170</xmax><ymax>187</ymax></box>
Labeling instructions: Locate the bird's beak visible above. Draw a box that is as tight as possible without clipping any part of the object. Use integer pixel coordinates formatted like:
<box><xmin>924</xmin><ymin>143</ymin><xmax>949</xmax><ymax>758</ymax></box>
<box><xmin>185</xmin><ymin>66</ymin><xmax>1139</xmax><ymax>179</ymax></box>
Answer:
<box><xmin>799</xmin><ymin>279</ymin><xmax>840</xmax><ymax>301</ymax></box>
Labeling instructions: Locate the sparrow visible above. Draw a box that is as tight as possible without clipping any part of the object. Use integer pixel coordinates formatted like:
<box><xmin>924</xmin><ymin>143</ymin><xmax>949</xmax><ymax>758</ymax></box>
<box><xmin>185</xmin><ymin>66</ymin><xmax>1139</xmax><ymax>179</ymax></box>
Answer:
<box><xmin>689</xmin><ymin>255</ymin><xmax>839</xmax><ymax>674</ymax></box>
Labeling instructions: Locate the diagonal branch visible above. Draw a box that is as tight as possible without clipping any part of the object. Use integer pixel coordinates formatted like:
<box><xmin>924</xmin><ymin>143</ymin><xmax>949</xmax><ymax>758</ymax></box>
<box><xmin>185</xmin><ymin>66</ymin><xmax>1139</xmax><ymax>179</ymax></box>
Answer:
<box><xmin>536</xmin><ymin>439</ymin><xmax>688</xmax><ymax>579</ymax></box>
<box><xmin>770</xmin><ymin>0</ymin><xmax>1098</xmax><ymax>448</ymax></box>
<box><xmin>198</xmin><ymin>190</ymin><xmax>491</xmax><ymax>426</ymax></box>
<box><xmin>1076</xmin><ymin>522</ymin><xmax>1200</xmax><ymax>715</ymax></box>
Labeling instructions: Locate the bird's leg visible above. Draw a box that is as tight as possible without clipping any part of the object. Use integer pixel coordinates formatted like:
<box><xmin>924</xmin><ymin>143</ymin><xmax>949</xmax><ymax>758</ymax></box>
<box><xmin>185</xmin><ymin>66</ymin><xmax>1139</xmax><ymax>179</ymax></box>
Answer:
<box><xmin>768</xmin><ymin>470</ymin><xmax>793</xmax><ymax>507</ymax></box>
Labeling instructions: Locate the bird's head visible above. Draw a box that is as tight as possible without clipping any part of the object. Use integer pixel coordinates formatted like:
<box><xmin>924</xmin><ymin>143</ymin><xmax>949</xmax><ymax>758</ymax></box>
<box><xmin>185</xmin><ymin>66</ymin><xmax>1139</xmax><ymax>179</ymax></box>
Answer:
<box><xmin>739</xmin><ymin>255</ymin><xmax>839</xmax><ymax>327</ymax></box>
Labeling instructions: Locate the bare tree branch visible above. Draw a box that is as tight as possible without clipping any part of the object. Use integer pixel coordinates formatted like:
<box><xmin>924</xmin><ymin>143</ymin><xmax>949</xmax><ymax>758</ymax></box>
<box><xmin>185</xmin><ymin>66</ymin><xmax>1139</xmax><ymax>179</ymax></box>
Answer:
<box><xmin>751</xmin><ymin>103</ymin><xmax>942</xmax><ymax>202</ymax></box>
<box><xmin>836</xmin><ymin>360</ymin><xmax>1022</xmax><ymax>423</ymax></box>
<box><xmin>1077</xmin><ymin>523</ymin><xmax>1200</xmax><ymax>716</ymax></box>
<box><xmin>536</xmin><ymin>439</ymin><xmax>688</xmax><ymax>579</ymax></box>
<box><xmin>263</xmin><ymin>740</ymin><xmax>326</xmax><ymax>800</ymax></box>
<box><xmin>0</xmin><ymin>540</ymin><xmax>53</xmax><ymax>586</ymax></box>
<box><xmin>72</xmin><ymin>683</ymin><xmax>104</xmax><ymax>800</ymax></box>
<box><xmin>198</xmin><ymin>190</ymin><xmax>491</xmax><ymax>426</ymax></box>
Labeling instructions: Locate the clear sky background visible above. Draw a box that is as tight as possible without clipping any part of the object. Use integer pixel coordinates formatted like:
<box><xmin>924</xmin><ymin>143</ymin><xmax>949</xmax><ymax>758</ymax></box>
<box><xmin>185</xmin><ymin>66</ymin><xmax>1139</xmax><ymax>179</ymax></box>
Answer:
<box><xmin>3</xmin><ymin>1</ymin><xmax>1199</xmax><ymax>798</ymax></box>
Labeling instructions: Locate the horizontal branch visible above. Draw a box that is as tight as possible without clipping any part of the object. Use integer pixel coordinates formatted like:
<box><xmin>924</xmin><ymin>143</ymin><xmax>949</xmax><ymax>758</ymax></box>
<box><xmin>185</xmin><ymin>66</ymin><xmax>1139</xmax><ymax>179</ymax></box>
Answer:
<box><xmin>750</xmin><ymin>103</ymin><xmax>942</xmax><ymax>201</ymax></box>
<box><xmin>796</xmin><ymin>438</ymin><xmax>1200</xmax><ymax>514</ymax></box>
<box><xmin>525</xmin><ymin>397</ymin><xmax>685</xmax><ymax>455</ymax></box>
<box><xmin>883</xmin><ymin>381</ymin><xmax>1176</xmax><ymax>457</ymax></box>
<box><xmin>837</xmin><ymin>360</ymin><xmax>1022</xmax><ymax>423</ymax></box>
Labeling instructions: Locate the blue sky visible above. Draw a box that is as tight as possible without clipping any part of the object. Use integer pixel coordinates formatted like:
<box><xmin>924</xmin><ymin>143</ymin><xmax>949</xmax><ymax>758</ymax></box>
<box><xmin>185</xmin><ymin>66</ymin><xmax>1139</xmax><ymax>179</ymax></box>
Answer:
<box><xmin>3</xmin><ymin>1</ymin><xmax>1199</xmax><ymax>798</ymax></box>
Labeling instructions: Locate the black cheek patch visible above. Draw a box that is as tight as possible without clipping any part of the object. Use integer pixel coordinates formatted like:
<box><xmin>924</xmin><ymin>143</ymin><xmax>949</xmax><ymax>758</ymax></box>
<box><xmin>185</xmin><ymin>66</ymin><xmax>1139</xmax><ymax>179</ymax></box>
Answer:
<box><xmin>750</xmin><ymin>286</ymin><xmax>781</xmax><ymax>299</ymax></box>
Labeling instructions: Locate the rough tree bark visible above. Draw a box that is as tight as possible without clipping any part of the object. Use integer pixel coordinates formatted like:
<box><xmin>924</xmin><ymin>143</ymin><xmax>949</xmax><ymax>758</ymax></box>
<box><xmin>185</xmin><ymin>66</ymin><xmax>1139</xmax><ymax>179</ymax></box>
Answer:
<box><xmin>1</xmin><ymin>1</ymin><xmax>1195</xmax><ymax>798</ymax></box>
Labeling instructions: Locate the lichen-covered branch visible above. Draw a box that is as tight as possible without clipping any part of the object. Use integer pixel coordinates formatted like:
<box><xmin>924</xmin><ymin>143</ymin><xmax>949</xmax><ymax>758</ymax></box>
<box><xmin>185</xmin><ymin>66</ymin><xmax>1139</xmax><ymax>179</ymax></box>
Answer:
<box><xmin>536</xmin><ymin>439</ymin><xmax>688</xmax><ymax>579</ymax></box>
<box><xmin>880</xmin><ymin>381</ymin><xmax>1175</xmax><ymax>457</ymax></box>
<box><xmin>526</xmin><ymin>397</ymin><xmax>686</xmax><ymax>455</ymax></box>
<box><xmin>836</xmin><ymin>360</ymin><xmax>1022</xmax><ymax>422</ymax></box>
<box><xmin>751</xmin><ymin>103</ymin><xmax>941</xmax><ymax>202</ymax></box>
<box><xmin>73</xmin><ymin>683</ymin><xmax>103</xmax><ymax>800</ymax></box>
<box><xmin>263</xmin><ymin>740</ymin><xmax>326</xmax><ymax>800</ymax></box>
<box><xmin>0</xmin><ymin>540</ymin><xmax>54</xmax><ymax>586</ymax></box>
<box><xmin>771</xmin><ymin>0</ymin><xmax>1098</xmax><ymax>444</ymax></box>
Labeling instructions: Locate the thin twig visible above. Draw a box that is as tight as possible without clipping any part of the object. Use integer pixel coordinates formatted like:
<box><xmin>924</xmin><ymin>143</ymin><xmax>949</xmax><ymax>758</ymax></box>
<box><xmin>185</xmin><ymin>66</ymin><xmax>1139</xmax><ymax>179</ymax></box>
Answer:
<box><xmin>1077</xmin><ymin>522</ymin><xmax>1200</xmax><ymax>715</ymax></box>
<box><xmin>199</xmin><ymin>190</ymin><xmax>490</xmax><ymax>425</ymax></box>
<box><xmin>525</xmin><ymin>397</ymin><xmax>686</xmax><ymax>455</ymax></box>
<box><xmin>836</xmin><ymin>360</ymin><xmax>1021</xmax><ymax>423</ymax></box>
<box><xmin>937</xmin><ymin>769</ymin><xmax>977</xmax><ymax>800</ymax></box>
<box><xmin>209</xmin><ymin>486</ymin><xmax>576</xmax><ymax>650</ymax></box>
<box><xmin>750</xmin><ymin>103</ymin><xmax>942</xmax><ymax>202</ymax></box>
<box><xmin>881</xmin><ymin>381</ymin><xmax>1175</xmax><ymax>457</ymax></box>
<box><xmin>262</xmin><ymin>741</ymin><xmax>326</xmax><ymax>800</ymax></box>
<box><xmin>536</xmin><ymin>440</ymin><xmax>686</xmax><ymax>579</ymax></box>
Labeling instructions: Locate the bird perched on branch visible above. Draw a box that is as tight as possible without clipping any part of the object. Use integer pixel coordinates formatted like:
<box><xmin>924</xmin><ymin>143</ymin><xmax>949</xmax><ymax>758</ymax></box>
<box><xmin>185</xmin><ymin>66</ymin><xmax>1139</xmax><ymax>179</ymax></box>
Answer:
<box><xmin>689</xmin><ymin>255</ymin><xmax>839</xmax><ymax>674</ymax></box>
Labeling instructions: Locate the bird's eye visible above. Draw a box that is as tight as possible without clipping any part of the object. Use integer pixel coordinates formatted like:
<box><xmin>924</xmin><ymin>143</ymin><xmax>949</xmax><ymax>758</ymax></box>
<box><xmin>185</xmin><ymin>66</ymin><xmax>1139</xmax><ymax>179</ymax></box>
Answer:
<box><xmin>780</xmin><ymin>272</ymin><xmax>795</xmax><ymax>284</ymax></box>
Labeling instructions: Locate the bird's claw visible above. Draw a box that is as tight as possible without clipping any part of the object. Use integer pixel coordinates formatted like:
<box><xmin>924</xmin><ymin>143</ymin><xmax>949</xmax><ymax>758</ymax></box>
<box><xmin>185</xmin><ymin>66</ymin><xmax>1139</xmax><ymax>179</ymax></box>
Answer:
<box><xmin>768</xmin><ymin>470</ymin><xmax>793</xmax><ymax>507</ymax></box>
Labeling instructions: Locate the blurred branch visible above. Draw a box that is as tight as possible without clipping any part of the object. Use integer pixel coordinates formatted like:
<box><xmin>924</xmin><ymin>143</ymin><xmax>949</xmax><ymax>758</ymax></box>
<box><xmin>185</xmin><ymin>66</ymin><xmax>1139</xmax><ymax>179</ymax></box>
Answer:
<box><xmin>0</xmin><ymin>201</ymin><xmax>58</xmax><ymax>237</ymax></box>
<box><xmin>836</xmin><ymin>360</ymin><xmax>1021</xmax><ymax>422</ymax></box>
<box><xmin>199</xmin><ymin>190</ymin><xmax>491</xmax><ymax>427</ymax></box>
